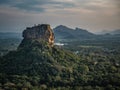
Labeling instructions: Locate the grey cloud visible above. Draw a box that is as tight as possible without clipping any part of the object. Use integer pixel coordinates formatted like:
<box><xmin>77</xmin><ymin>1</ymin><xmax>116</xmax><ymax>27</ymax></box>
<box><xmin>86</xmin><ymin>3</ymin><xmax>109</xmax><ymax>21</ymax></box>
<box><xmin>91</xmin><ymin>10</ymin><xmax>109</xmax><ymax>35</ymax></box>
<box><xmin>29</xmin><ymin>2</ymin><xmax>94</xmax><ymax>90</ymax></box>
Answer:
<box><xmin>0</xmin><ymin>0</ymin><xmax>48</xmax><ymax>12</ymax></box>
<box><xmin>1</xmin><ymin>0</ymin><xmax>118</xmax><ymax>13</ymax></box>
<box><xmin>0</xmin><ymin>0</ymin><xmax>11</xmax><ymax>4</ymax></box>
<box><xmin>13</xmin><ymin>3</ymin><xmax>45</xmax><ymax>12</ymax></box>
<box><xmin>0</xmin><ymin>0</ymin><xmax>75</xmax><ymax>12</ymax></box>
<box><xmin>0</xmin><ymin>0</ymin><xmax>120</xmax><ymax>32</ymax></box>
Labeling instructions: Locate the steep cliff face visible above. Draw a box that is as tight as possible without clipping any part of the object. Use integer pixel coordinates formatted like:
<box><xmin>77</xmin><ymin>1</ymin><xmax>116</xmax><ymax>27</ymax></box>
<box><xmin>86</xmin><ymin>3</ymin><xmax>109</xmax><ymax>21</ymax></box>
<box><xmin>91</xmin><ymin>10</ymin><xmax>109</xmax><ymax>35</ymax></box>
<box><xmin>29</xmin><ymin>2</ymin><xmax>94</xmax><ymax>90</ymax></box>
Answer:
<box><xmin>22</xmin><ymin>24</ymin><xmax>54</xmax><ymax>46</ymax></box>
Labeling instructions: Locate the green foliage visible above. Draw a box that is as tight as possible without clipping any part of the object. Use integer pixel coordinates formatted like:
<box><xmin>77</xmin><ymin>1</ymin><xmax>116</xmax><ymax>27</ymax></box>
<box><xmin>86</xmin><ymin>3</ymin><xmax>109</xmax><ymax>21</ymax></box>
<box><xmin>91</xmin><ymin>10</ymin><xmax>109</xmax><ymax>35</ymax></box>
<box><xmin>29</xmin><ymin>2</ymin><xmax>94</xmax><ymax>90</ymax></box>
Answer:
<box><xmin>0</xmin><ymin>37</ymin><xmax>120</xmax><ymax>89</ymax></box>
<box><xmin>0</xmin><ymin>38</ymin><xmax>21</xmax><ymax>56</ymax></box>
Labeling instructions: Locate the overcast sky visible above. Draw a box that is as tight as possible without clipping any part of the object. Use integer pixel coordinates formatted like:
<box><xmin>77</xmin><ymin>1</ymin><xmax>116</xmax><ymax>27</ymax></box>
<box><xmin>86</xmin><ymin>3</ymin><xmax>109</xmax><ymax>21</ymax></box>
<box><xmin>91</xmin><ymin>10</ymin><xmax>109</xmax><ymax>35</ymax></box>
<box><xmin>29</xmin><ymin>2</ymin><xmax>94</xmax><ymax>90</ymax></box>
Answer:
<box><xmin>0</xmin><ymin>0</ymin><xmax>120</xmax><ymax>33</ymax></box>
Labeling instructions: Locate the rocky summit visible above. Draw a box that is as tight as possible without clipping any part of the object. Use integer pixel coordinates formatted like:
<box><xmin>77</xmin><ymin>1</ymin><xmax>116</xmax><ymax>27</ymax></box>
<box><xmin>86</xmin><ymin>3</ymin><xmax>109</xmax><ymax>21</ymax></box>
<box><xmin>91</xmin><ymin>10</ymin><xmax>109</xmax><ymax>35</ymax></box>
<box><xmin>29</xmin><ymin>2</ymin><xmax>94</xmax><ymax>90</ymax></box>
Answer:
<box><xmin>22</xmin><ymin>24</ymin><xmax>54</xmax><ymax>46</ymax></box>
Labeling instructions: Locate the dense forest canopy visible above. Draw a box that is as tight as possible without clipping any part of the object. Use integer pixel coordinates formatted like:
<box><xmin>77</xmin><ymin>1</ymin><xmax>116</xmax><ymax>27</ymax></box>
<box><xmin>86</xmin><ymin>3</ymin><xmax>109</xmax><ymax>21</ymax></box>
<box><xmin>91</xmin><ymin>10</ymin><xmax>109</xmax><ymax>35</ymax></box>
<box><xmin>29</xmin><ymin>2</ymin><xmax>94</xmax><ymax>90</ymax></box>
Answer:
<box><xmin>0</xmin><ymin>25</ymin><xmax>120</xmax><ymax>89</ymax></box>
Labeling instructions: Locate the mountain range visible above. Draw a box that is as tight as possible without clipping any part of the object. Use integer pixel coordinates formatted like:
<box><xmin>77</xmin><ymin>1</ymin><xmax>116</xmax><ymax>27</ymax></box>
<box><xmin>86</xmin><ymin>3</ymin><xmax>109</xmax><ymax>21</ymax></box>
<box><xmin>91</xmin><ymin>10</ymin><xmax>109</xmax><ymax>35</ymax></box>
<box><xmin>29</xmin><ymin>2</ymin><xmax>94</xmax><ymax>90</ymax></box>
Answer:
<box><xmin>97</xmin><ymin>29</ymin><xmax>120</xmax><ymax>35</ymax></box>
<box><xmin>53</xmin><ymin>25</ymin><xmax>95</xmax><ymax>40</ymax></box>
<box><xmin>0</xmin><ymin>25</ymin><xmax>120</xmax><ymax>41</ymax></box>
<box><xmin>109</xmin><ymin>29</ymin><xmax>120</xmax><ymax>35</ymax></box>
<box><xmin>0</xmin><ymin>25</ymin><xmax>95</xmax><ymax>40</ymax></box>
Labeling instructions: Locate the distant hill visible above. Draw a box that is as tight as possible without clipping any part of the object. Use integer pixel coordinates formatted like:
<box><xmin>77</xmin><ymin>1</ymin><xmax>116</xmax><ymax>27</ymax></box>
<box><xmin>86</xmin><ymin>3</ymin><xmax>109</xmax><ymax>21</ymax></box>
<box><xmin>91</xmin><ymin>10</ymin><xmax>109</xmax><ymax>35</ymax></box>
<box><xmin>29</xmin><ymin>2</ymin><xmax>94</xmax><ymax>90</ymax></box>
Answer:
<box><xmin>109</xmin><ymin>29</ymin><xmax>120</xmax><ymax>35</ymax></box>
<box><xmin>53</xmin><ymin>25</ymin><xmax>95</xmax><ymax>41</ymax></box>
<box><xmin>97</xmin><ymin>29</ymin><xmax>120</xmax><ymax>35</ymax></box>
<box><xmin>0</xmin><ymin>32</ymin><xmax>22</xmax><ymax>39</ymax></box>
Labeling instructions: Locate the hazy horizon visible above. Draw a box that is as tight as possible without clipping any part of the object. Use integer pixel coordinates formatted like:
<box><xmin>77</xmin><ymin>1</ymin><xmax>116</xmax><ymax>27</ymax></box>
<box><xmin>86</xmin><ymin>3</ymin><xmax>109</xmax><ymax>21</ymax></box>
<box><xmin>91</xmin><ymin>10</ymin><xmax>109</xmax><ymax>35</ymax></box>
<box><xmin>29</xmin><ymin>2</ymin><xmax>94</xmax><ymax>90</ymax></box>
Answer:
<box><xmin>0</xmin><ymin>0</ymin><xmax>120</xmax><ymax>33</ymax></box>
<box><xmin>0</xmin><ymin>24</ymin><xmax>119</xmax><ymax>34</ymax></box>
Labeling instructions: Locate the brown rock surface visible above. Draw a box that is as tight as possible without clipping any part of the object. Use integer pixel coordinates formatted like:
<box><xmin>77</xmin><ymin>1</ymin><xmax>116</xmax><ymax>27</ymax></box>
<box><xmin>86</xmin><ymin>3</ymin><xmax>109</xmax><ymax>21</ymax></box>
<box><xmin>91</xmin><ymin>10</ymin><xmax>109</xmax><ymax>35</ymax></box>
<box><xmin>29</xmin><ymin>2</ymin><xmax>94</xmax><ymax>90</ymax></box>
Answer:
<box><xmin>22</xmin><ymin>24</ymin><xmax>54</xmax><ymax>46</ymax></box>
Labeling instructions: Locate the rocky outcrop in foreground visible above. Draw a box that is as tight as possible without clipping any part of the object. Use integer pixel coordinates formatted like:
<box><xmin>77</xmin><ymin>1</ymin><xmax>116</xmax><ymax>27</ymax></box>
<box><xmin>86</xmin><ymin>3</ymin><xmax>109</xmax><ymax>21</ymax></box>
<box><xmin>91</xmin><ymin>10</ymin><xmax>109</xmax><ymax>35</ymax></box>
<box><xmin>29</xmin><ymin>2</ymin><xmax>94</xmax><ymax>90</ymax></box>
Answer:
<box><xmin>22</xmin><ymin>24</ymin><xmax>54</xmax><ymax>46</ymax></box>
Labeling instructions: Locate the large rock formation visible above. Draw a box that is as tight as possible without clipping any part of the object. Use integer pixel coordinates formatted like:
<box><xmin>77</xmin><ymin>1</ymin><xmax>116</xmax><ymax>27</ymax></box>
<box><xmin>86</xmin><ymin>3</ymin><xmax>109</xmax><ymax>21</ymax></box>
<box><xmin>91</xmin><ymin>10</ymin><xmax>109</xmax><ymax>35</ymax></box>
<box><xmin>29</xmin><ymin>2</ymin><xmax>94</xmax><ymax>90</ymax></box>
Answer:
<box><xmin>22</xmin><ymin>24</ymin><xmax>54</xmax><ymax>46</ymax></box>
